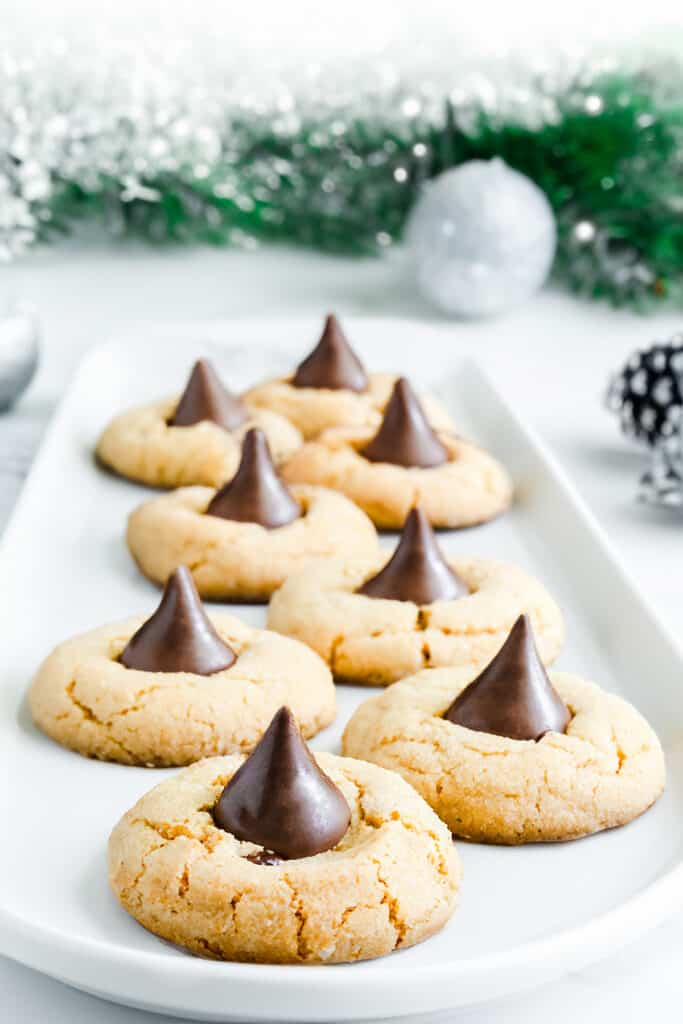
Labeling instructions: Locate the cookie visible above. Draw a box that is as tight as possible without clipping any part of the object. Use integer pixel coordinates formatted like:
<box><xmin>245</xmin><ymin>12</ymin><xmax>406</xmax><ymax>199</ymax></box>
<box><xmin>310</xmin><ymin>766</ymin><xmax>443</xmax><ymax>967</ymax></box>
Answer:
<box><xmin>245</xmin><ymin>314</ymin><xmax>452</xmax><ymax>440</ymax></box>
<box><xmin>108</xmin><ymin>737</ymin><xmax>460</xmax><ymax>963</ymax></box>
<box><xmin>126</xmin><ymin>448</ymin><xmax>379</xmax><ymax>602</ymax></box>
<box><xmin>267</xmin><ymin>511</ymin><xmax>563</xmax><ymax>686</ymax></box>
<box><xmin>29</xmin><ymin>569</ymin><xmax>336</xmax><ymax>766</ymax></box>
<box><xmin>96</xmin><ymin>358</ymin><xmax>302</xmax><ymax>489</ymax></box>
<box><xmin>343</xmin><ymin>632</ymin><xmax>666</xmax><ymax>844</ymax></box>
<box><xmin>281</xmin><ymin>378</ymin><xmax>511</xmax><ymax>529</ymax></box>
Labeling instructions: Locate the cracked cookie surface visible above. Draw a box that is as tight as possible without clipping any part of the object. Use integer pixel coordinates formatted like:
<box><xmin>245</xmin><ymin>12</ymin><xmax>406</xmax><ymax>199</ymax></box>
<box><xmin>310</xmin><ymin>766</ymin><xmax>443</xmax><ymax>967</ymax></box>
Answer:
<box><xmin>245</xmin><ymin>372</ymin><xmax>453</xmax><ymax>440</ymax></box>
<box><xmin>96</xmin><ymin>396</ymin><xmax>302</xmax><ymax>489</ymax></box>
<box><xmin>281</xmin><ymin>427</ymin><xmax>512</xmax><ymax>529</ymax></box>
<box><xmin>342</xmin><ymin>667</ymin><xmax>666</xmax><ymax>843</ymax></box>
<box><xmin>267</xmin><ymin>555</ymin><xmax>563</xmax><ymax>686</ymax></box>
<box><xmin>108</xmin><ymin>752</ymin><xmax>461</xmax><ymax>962</ymax></box>
<box><xmin>126</xmin><ymin>484</ymin><xmax>379</xmax><ymax>602</ymax></box>
<box><xmin>29</xmin><ymin>613</ymin><xmax>335</xmax><ymax>766</ymax></box>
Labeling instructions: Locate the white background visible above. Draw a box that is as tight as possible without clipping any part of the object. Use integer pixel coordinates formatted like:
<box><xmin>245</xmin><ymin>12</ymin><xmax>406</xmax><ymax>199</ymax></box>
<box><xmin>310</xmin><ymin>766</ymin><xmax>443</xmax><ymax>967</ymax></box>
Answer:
<box><xmin>6</xmin><ymin>0</ymin><xmax>683</xmax><ymax>61</ymax></box>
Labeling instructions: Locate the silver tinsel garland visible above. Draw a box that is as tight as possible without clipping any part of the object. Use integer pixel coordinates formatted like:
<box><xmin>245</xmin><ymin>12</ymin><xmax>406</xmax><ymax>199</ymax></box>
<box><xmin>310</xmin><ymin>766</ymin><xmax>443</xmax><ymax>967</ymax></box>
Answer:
<box><xmin>1</xmin><ymin>39</ymin><xmax>682</xmax><ymax>311</ymax></box>
<box><xmin>0</xmin><ymin>40</ymin><xmax>247</xmax><ymax>258</ymax></box>
<box><xmin>0</xmin><ymin>42</ymin><xmax>630</xmax><ymax>252</ymax></box>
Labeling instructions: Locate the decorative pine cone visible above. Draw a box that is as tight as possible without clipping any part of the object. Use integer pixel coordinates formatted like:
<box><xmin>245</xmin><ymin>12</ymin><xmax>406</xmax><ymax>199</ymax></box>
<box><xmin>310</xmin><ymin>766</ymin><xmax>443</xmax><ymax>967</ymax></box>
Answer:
<box><xmin>606</xmin><ymin>334</ymin><xmax>683</xmax><ymax>446</ymax></box>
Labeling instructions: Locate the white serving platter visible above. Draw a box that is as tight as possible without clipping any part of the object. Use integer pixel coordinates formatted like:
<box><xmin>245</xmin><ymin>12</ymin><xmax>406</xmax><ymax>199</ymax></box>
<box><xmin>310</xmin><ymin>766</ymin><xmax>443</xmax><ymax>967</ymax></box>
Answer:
<box><xmin>1</xmin><ymin>317</ymin><xmax>683</xmax><ymax>1023</ymax></box>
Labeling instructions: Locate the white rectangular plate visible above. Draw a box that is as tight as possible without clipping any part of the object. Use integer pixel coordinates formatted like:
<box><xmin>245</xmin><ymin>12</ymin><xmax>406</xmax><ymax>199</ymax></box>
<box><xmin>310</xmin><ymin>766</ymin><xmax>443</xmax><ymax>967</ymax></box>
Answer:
<box><xmin>1</xmin><ymin>317</ymin><xmax>683</xmax><ymax>1023</ymax></box>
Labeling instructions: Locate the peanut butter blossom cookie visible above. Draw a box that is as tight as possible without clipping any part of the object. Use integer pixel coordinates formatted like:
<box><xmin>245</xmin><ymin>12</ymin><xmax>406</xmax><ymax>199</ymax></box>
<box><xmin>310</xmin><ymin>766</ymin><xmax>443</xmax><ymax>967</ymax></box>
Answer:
<box><xmin>268</xmin><ymin>508</ymin><xmax>563</xmax><ymax>685</ymax></box>
<box><xmin>126</xmin><ymin>427</ymin><xmax>378</xmax><ymax>601</ymax></box>
<box><xmin>343</xmin><ymin>615</ymin><xmax>666</xmax><ymax>843</ymax></box>
<box><xmin>96</xmin><ymin>357</ymin><xmax>302</xmax><ymax>488</ymax></box>
<box><xmin>281</xmin><ymin>376</ymin><xmax>512</xmax><ymax>528</ymax></box>
<box><xmin>29</xmin><ymin>568</ymin><xmax>335</xmax><ymax>766</ymax></box>
<box><xmin>245</xmin><ymin>313</ymin><xmax>453</xmax><ymax>440</ymax></box>
<box><xmin>109</xmin><ymin>707</ymin><xmax>461</xmax><ymax>963</ymax></box>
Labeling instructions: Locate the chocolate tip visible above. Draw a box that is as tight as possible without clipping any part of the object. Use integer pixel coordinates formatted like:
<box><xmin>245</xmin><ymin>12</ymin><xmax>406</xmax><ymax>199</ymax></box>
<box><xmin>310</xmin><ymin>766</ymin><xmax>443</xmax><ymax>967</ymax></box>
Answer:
<box><xmin>291</xmin><ymin>314</ymin><xmax>368</xmax><ymax>392</ymax></box>
<box><xmin>271</xmin><ymin>704</ymin><xmax>296</xmax><ymax>731</ymax></box>
<box><xmin>170</xmin><ymin>358</ymin><xmax>247</xmax><ymax>431</ymax></box>
<box><xmin>445</xmin><ymin>614</ymin><xmax>570</xmax><ymax>741</ymax></box>
<box><xmin>360</xmin><ymin>377</ymin><xmax>448</xmax><ymax>468</ymax></box>
<box><xmin>213</xmin><ymin>705</ymin><xmax>350</xmax><ymax>860</ymax></box>
<box><xmin>358</xmin><ymin>503</ymin><xmax>468</xmax><ymax>604</ymax></box>
<box><xmin>242</xmin><ymin>425</ymin><xmax>267</xmax><ymax>454</ymax></box>
<box><xmin>120</xmin><ymin>565</ymin><xmax>236</xmax><ymax>675</ymax></box>
<box><xmin>206</xmin><ymin>428</ymin><xmax>300</xmax><ymax>528</ymax></box>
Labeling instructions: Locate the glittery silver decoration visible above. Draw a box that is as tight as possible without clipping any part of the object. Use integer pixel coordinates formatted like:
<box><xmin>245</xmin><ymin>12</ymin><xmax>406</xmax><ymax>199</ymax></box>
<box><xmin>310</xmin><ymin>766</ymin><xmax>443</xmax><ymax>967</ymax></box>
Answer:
<box><xmin>639</xmin><ymin>441</ymin><xmax>683</xmax><ymax>507</ymax></box>
<box><xmin>0</xmin><ymin>37</ymin><xmax>681</xmax><ymax>312</ymax></box>
<box><xmin>406</xmin><ymin>159</ymin><xmax>556</xmax><ymax>317</ymax></box>
<box><xmin>0</xmin><ymin>38</ymin><xmax>457</xmax><ymax>259</ymax></box>
<box><xmin>0</xmin><ymin>314</ymin><xmax>40</xmax><ymax>411</ymax></box>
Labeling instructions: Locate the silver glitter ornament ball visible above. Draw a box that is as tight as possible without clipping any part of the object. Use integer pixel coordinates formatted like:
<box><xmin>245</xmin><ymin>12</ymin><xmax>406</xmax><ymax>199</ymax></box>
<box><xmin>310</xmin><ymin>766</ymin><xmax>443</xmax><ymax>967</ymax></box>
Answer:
<box><xmin>0</xmin><ymin>314</ymin><xmax>40</xmax><ymax>412</ymax></box>
<box><xmin>406</xmin><ymin>159</ymin><xmax>556</xmax><ymax>318</ymax></box>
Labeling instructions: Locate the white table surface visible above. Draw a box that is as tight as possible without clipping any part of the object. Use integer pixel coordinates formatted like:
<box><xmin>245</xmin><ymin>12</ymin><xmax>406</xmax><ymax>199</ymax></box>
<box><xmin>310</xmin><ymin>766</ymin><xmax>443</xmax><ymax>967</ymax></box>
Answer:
<box><xmin>2</xmin><ymin>238</ymin><xmax>683</xmax><ymax>1023</ymax></box>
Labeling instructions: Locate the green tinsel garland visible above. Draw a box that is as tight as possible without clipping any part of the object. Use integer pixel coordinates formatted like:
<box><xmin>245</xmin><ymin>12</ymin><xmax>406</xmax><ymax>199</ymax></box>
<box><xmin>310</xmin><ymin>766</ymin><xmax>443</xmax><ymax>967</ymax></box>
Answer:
<box><xmin>4</xmin><ymin>54</ymin><xmax>683</xmax><ymax>309</ymax></box>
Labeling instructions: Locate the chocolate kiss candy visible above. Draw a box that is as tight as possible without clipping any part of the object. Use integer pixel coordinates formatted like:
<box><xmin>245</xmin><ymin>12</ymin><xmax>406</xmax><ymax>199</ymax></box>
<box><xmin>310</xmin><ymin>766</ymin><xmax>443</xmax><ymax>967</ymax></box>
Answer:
<box><xmin>206</xmin><ymin>428</ymin><xmax>300</xmax><ymax>528</ymax></box>
<box><xmin>445</xmin><ymin>614</ymin><xmax>570</xmax><ymax>741</ymax></box>
<box><xmin>120</xmin><ymin>566</ymin><xmax>236</xmax><ymax>674</ymax></box>
<box><xmin>292</xmin><ymin>314</ymin><xmax>368</xmax><ymax>392</ymax></box>
<box><xmin>214</xmin><ymin>706</ymin><xmax>351</xmax><ymax>859</ymax></box>
<box><xmin>360</xmin><ymin>377</ymin><xmax>449</xmax><ymax>468</ymax></box>
<box><xmin>358</xmin><ymin>507</ymin><xmax>468</xmax><ymax>604</ymax></box>
<box><xmin>170</xmin><ymin>358</ymin><xmax>247</xmax><ymax>430</ymax></box>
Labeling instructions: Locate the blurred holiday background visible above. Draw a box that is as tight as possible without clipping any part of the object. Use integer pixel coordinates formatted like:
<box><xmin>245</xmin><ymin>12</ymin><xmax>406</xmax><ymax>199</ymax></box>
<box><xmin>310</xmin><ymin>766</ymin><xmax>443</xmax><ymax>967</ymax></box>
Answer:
<box><xmin>4</xmin><ymin>1</ymin><xmax>683</xmax><ymax>309</ymax></box>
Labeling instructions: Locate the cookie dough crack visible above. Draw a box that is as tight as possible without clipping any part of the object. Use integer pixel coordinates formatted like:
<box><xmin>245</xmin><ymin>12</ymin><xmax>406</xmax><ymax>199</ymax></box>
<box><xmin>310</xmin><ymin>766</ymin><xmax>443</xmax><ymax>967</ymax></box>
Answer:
<box><xmin>195</xmin><ymin>936</ymin><xmax>226</xmax><ymax>960</ymax></box>
<box><xmin>64</xmin><ymin>680</ymin><xmax>139</xmax><ymax>761</ymax></box>
<box><xmin>107</xmin><ymin>683</ymin><xmax>172</xmax><ymax>720</ymax></box>
<box><xmin>65</xmin><ymin>680</ymin><xmax>100</xmax><ymax>723</ymax></box>
<box><xmin>329</xmin><ymin>634</ymin><xmax>346</xmax><ymax>674</ymax></box>
<box><xmin>119</xmin><ymin>839</ymin><xmax>166</xmax><ymax>905</ymax></box>
<box><xmin>431</xmin><ymin>624</ymin><xmax>502</xmax><ymax>639</ymax></box>
<box><xmin>339</xmin><ymin>774</ymin><xmax>384</xmax><ymax>832</ymax></box>
<box><xmin>283</xmin><ymin>876</ymin><xmax>309</xmax><ymax>961</ymax></box>
<box><xmin>181</xmin><ymin>707</ymin><xmax>222</xmax><ymax>748</ymax></box>
<box><xmin>416</xmin><ymin>609</ymin><xmax>430</xmax><ymax>631</ymax></box>
<box><xmin>178</xmin><ymin>864</ymin><xmax>190</xmax><ymax>897</ymax></box>
<box><xmin>395</xmin><ymin>817</ymin><xmax>452</xmax><ymax>878</ymax></box>
<box><xmin>138</xmin><ymin>818</ymin><xmax>199</xmax><ymax>842</ymax></box>
<box><xmin>610</xmin><ymin>726</ymin><xmax>627</xmax><ymax>773</ymax></box>
<box><xmin>371</xmin><ymin>859</ymin><xmax>406</xmax><ymax>949</ymax></box>
<box><xmin>135</xmin><ymin>817</ymin><xmax>219</xmax><ymax>857</ymax></box>
<box><xmin>230</xmin><ymin>890</ymin><xmax>244</xmax><ymax>920</ymax></box>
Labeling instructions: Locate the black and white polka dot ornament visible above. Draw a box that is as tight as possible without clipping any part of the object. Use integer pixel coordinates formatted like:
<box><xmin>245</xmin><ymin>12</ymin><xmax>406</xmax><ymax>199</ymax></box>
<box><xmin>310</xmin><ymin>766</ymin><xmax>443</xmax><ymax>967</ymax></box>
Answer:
<box><xmin>606</xmin><ymin>334</ymin><xmax>683</xmax><ymax>446</ymax></box>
